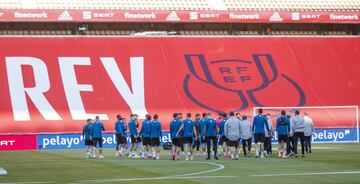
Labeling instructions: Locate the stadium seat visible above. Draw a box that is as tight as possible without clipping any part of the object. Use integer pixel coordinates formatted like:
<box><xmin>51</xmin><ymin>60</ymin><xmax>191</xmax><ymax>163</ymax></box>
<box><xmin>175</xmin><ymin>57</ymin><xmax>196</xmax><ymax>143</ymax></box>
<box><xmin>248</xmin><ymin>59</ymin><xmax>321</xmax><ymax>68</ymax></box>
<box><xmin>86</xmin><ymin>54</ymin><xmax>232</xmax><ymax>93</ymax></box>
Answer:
<box><xmin>323</xmin><ymin>30</ymin><xmax>347</xmax><ymax>35</ymax></box>
<box><xmin>0</xmin><ymin>0</ymin><xmax>22</xmax><ymax>9</ymax></box>
<box><xmin>30</xmin><ymin>0</ymin><xmax>213</xmax><ymax>10</ymax></box>
<box><xmin>233</xmin><ymin>30</ymin><xmax>259</xmax><ymax>35</ymax></box>
<box><xmin>222</xmin><ymin>0</ymin><xmax>359</xmax><ymax>11</ymax></box>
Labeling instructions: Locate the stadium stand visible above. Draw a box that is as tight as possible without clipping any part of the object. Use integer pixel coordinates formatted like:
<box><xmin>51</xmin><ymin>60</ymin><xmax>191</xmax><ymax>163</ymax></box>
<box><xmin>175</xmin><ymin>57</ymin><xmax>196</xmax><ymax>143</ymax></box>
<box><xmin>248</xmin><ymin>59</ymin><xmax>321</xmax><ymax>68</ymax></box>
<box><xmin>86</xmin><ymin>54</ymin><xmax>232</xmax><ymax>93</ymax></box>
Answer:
<box><xmin>224</xmin><ymin>0</ymin><xmax>360</xmax><ymax>11</ymax></box>
<box><xmin>0</xmin><ymin>0</ymin><xmax>359</xmax><ymax>36</ymax></box>
<box><xmin>32</xmin><ymin>0</ymin><xmax>213</xmax><ymax>10</ymax></box>
<box><xmin>0</xmin><ymin>22</ymin><xmax>358</xmax><ymax>36</ymax></box>
<box><xmin>0</xmin><ymin>0</ymin><xmax>358</xmax><ymax>11</ymax></box>
<box><xmin>0</xmin><ymin>0</ymin><xmax>22</xmax><ymax>9</ymax></box>
<box><xmin>270</xmin><ymin>30</ymin><xmax>318</xmax><ymax>35</ymax></box>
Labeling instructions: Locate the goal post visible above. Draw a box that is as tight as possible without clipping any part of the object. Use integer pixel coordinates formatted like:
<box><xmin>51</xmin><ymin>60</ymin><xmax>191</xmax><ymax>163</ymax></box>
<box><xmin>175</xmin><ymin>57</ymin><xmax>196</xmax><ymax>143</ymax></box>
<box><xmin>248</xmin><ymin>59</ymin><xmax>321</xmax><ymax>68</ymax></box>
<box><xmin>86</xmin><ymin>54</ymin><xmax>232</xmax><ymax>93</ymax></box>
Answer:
<box><xmin>253</xmin><ymin>106</ymin><xmax>359</xmax><ymax>143</ymax></box>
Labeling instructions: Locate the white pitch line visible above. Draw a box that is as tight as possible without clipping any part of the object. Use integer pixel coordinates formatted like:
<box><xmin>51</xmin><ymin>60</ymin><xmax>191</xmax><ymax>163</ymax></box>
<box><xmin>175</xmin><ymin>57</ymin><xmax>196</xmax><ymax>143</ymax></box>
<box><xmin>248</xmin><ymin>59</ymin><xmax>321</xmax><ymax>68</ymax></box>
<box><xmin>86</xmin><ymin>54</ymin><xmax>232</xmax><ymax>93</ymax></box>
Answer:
<box><xmin>170</xmin><ymin>161</ymin><xmax>225</xmax><ymax>177</ymax></box>
<box><xmin>172</xmin><ymin>176</ymin><xmax>235</xmax><ymax>180</ymax></box>
<box><xmin>73</xmin><ymin>161</ymin><xmax>231</xmax><ymax>183</ymax></box>
<box><xmin>0</xmin><ymin>182</ymin><xmax>54</xmax><ymax>184</ymax></box>
<box><xmin>252</xmin><ymin>171</ymin><xmax>360</xmax><ymax>177</ymax></box>
<box><xmin>72</xmin><ymin>176</ymin><xmax>234</xmax><ymax>183</ymax></box>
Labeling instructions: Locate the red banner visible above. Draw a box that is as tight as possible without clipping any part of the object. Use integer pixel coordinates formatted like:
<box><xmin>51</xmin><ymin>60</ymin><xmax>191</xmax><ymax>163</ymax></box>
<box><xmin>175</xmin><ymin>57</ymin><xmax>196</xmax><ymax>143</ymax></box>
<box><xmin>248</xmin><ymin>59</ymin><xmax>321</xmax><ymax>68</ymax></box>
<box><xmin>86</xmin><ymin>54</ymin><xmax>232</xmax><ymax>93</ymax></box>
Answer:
<box><xmin>0</xmin><ymin>37</ymin><xmax>359</xmax><ymax>134</ymax></box>
<box><xmin>0</xmin><ymin>9</ymin><xmax>359</xmax><ymax>23</ymax></box>
<box><xmin>0</xmin><ymin>135</ymin><xmax>37</xmax><ymax>150</ymax></box>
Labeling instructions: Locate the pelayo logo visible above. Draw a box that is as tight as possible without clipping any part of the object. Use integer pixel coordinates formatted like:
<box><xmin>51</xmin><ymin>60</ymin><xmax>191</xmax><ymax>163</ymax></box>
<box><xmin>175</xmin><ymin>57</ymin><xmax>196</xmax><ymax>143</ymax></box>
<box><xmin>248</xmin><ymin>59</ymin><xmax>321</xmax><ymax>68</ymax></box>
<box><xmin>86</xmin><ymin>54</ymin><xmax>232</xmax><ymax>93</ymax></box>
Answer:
<box><xmin>183</xmin><ymin>54</ymin><xmax>306</xmax><ymax>112</ymax></box>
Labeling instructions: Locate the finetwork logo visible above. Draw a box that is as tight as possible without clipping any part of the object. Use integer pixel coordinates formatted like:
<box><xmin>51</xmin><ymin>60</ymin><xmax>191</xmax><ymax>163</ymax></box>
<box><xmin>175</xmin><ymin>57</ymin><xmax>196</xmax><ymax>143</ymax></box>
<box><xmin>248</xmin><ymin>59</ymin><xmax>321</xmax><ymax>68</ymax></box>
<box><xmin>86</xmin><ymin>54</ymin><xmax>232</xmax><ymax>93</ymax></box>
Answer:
<box><xmin>269</xmin><ymin>12</ymin><xmax>283</xmax><ymax>22</ymax></box>
<box><xmin>124</xmin><ymin>12</ymin><xmax>156</xmax><ymax>19</ymax></box>
<box><xmin>14</xmin><ymin>12</ymin><xmax>48</xmax><ymax>19</ymax></box>
<box><xmin>330</xmin><ymin>14</ymin><xmax>359</xmax><ymax>20</ymax></box>
<box><xmin>0</xmin><ymin>12</ymin><xmax>4</xmax><ymax>17</ymax></box>
<box><xmin>82</xmin><ymin>11</ymin><xmax>92</xmax><ymax>19</ymax></box>
<box><xmin>166</xmin><ymin>11</ymin><xmax>180</xmax><ymax>21</ymax></box>
<box><xmin>189</xmin><ymin>12</ymin><xmax>198</xmax><ymax>20</ymax></box>
<box><xmin>229</xmin><ymin>13</ymin><xmax>260</xmax><ymax>20</ymax></box>
<box><xmin>291</xmin><ymin>12</ymin><xmax>300</xmax><ymax>20</ymax></box>
<box><xmin>58</xmin><ymin>10</ymin><xmax>73</xmax><ymax>20</ymax></box>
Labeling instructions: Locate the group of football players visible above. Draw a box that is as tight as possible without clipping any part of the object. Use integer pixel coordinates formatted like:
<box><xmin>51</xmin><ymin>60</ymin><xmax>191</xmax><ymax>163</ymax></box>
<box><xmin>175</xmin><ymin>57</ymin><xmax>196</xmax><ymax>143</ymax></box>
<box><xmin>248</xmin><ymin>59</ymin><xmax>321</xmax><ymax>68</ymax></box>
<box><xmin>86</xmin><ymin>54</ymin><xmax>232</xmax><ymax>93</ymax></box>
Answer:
<box><xmin>82</xmin><ymin>108</ymin><xmax>315</xmax><ymax>160</ymax></box>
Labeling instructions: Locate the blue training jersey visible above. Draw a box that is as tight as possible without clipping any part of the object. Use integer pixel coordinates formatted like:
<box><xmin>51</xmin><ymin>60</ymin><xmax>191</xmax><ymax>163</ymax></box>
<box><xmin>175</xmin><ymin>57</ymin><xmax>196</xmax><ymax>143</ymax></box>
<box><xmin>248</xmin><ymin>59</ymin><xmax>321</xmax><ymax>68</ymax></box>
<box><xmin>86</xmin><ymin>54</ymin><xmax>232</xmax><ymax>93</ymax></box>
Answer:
<box><xmin>91</xmin><ymin>121</ymin><xmax>105</xmax><ymax>138</ymax></box>
<box><xmin>115</xmin><ymin>120</ymin><xmax>126</xmax><ymax>136</ymax></box>
<box><xmin>276</xmin><ymin>116</ymin><xmax>291</xmax><ymax>135</ymax></box>
<box><xmin>140</xmin><ymin>120</ymin><xmax>152</xmax><ymax>138</ymax></box>
<box><xmin>183</xmin><ymin>119</ymin><xmax>195</xmax><ymax>137</ymax></box>
<box><xmin>128</xmin><ymin>120</ymin><xmax>138</xmax><ymax>136</ymax></box>
<box><xmin>252</xmin><ymin>114</ymin><xmax>269</xmax><ymax>134</ymax></box>
<box><xmin>204</xmin><ymin>118</ymin><xmax>217</xmax><ymax>137</ymax></box>
<box><xmin>219</xmin><ymin>118</ymin><xmax>227</xmax><ymax>137</ymax></box>
<box><xmin>82</xmin><ymin>123</ymin><xmax>92</xmax><ymax>140</ymax></box>
<box><xmin>170</xmin><ymin>119</ymin><xmax>182</xmax><ymax>139</ymax></box>
<box><xmin>198</xmin><ymin>118</ymin><xmax>207</xmax><ymax>136</ymax></box>
<box><xmin>150</xmin><ymin>120</ymin><xmax>162</xmax><ymax>138</ymax></box>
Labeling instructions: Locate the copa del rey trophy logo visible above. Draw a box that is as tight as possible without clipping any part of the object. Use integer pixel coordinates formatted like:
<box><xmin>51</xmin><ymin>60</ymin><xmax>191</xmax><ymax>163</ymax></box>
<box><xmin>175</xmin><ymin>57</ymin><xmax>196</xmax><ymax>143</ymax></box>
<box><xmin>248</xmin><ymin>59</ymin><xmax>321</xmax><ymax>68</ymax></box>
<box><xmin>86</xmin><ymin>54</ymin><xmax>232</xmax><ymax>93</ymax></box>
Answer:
<box><xmin>183</xmin><ymin>54</ymin><xmax>306</xmax><ymax>112</ymax></box>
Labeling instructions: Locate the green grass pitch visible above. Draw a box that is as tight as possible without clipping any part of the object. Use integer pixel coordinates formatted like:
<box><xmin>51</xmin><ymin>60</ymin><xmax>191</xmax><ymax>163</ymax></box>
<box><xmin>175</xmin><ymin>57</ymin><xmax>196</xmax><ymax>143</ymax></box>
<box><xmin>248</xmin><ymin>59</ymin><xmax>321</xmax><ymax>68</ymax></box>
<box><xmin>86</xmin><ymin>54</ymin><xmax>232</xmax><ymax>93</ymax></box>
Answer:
<box><xmin>0</xmin><ymin>143</ymin><xmax>359</xmax><ymax>184</ymax></box>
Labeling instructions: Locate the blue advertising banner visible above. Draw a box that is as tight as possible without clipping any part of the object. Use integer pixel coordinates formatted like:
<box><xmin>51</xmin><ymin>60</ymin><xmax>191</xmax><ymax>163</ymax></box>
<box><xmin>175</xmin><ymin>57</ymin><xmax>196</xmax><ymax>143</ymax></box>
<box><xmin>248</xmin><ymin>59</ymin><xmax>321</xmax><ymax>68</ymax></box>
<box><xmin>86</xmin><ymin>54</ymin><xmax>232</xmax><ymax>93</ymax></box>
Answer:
<box><xmin>271</xmin><ymin>128</ymin><xmax>358</xmax><ymax>143</ymax></box>
<box><xmin>37</xmin><ymin>128</ymin><xmax>358</xmax><ymax>150</ymax></box>
<box><xmin>38</xmin><ymin>132</ymin><xmax>172</xmax><ymax>150</ymax></box>
<box><xmin>312</xmin><ymin>128</ymin><xmax>357</xmax><ymax>143</ymax></box>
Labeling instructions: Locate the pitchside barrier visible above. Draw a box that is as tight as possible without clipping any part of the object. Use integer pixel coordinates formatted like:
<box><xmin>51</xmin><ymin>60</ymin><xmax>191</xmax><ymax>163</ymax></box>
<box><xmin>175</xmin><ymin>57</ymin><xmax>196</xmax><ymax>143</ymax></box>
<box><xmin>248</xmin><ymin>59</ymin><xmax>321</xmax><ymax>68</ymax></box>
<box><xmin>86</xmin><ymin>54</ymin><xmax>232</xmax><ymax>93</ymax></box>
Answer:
<box><xmin>0</xmin><ymin>106</ymin><xmax>359</xmax><ymax>150</ymax></box>
<box><xmin>1</xmin><ymin>37</ymin><xmax>360</xmax><ymax>134</ymax></box>
<box><xmin>0</xmin><ymin>127</ymin><xmax>358</xmax><ymax>150</ymax></box>
<box><xmin>35</xmin><ymin>128</ymin><xmax>357</xmax><ymax>150</ymax></box>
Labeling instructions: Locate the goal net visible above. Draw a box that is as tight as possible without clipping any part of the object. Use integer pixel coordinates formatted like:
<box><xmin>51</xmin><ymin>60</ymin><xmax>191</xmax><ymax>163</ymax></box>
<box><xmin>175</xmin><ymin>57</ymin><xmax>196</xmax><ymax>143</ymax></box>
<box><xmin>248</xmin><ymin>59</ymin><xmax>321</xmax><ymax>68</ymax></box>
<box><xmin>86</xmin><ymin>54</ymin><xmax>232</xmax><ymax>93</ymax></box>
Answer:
<box><xmin>253</xmin><ymin>106</ymin><xmax>359</xmax><ymax>143</ymax></box>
